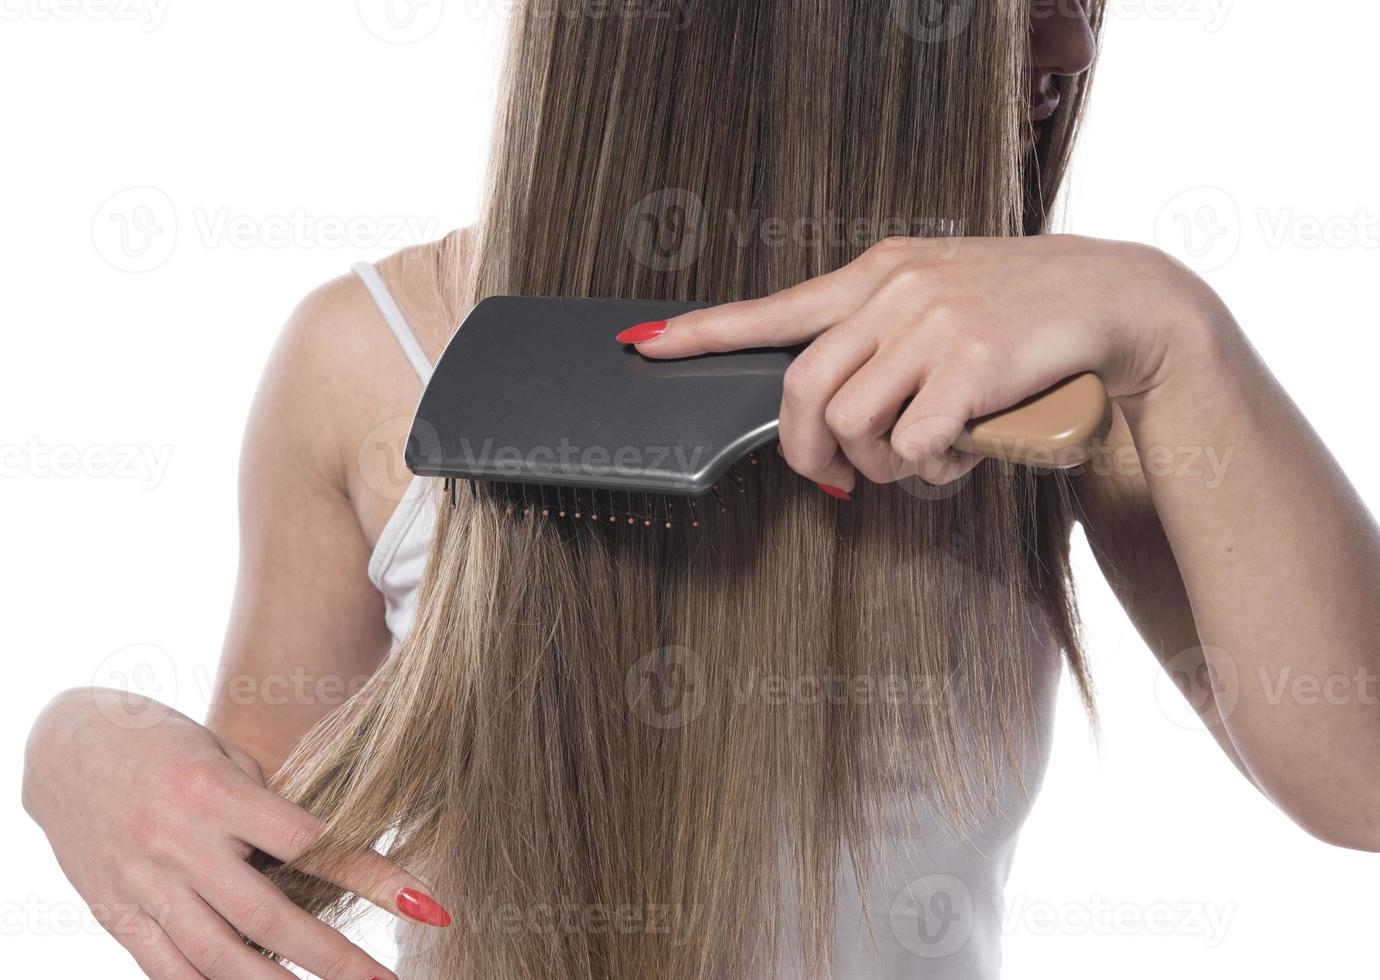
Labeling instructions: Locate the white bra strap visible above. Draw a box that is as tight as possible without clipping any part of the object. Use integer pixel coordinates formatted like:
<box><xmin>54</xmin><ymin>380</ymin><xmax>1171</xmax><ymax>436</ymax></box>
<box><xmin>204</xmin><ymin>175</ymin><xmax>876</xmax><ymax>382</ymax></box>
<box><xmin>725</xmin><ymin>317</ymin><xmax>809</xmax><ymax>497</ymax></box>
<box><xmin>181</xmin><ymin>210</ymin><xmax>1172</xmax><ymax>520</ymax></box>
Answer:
<box><xmin>351</xmin><ymin>261</ymin><xmax>435</xmax><ymax>384</ymax></box>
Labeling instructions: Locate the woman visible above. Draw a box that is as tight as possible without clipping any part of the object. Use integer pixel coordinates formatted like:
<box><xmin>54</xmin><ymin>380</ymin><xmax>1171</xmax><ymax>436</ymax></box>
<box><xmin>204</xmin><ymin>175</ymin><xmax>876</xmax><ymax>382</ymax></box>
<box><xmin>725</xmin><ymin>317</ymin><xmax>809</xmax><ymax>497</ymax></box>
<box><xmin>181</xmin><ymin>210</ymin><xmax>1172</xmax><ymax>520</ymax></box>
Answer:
<box><xmin>23</xmin><ymin>2</ymin><xmax>1380</xmax><ymax>978</ymax></box>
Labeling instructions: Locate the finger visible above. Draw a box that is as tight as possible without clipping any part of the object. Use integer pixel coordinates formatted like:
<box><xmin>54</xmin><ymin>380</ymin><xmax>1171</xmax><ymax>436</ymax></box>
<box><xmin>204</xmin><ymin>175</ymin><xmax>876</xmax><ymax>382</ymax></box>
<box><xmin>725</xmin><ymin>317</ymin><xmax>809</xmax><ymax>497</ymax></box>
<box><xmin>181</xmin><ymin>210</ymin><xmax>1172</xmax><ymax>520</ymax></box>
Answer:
<box><xmin>233</xmin><ymin>783</ymin><xmax>451</xmax><ymax>928</ymax></box>
<box><xmin>823</xmin><ymin>352</ymin><xmax>925</xmax><ymax>485</ymax></box>
<box><xmin>914</xmin><ymin>443</ymin><xmax>983</xmax><ymax>487</ymax></box>
<box><xmin>777</xmin><ymin>325</ymin><xmax>877</xmax><ymax>484</ymax></box>
<box><xmin>104</xmin><ymin>908</ymin><xmax>206</xmax><ymax>980</ymax></box>
<box><xmin>161</xmin><ymin>892</ymin><xmax>296</xmax><ymax>980</ymax></box>
<box><xmin>811</xmin><ymin>447</ymin><xmax>859</xmax><ymax>498</ymax></box>
<box><xmin>890</xmin><ymin>379</ymin><xmax>985</xmax><ymax>486</ymax></box>
<box><xmin>628</xmin><ymin>238</ymin><xmax>917</xmax><ymax>358</ymax></box>
<box><xmin>197</xmin><ymin>862</ymin><xmax>397</xmax><ymax>980</ymax></box>
<box><xmin>217</xmin><ymin>739</ymin><xmax>265</xmax><ymax>784</ymax></box>
<box><xmin>782</xmin><ymin>441</ymin><xmax>859</xmax><ymax>497</ymax></box>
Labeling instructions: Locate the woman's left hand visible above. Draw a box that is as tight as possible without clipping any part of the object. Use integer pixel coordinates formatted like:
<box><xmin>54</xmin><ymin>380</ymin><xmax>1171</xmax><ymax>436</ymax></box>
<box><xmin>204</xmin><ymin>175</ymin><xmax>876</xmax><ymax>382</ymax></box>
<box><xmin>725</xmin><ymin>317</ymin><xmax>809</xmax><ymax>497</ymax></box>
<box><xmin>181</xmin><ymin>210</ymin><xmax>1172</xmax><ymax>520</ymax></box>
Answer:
<box><xmin>618</xmin><ymin>234</ymin><xmax>1216</xmax><ymax>494</ymax></box>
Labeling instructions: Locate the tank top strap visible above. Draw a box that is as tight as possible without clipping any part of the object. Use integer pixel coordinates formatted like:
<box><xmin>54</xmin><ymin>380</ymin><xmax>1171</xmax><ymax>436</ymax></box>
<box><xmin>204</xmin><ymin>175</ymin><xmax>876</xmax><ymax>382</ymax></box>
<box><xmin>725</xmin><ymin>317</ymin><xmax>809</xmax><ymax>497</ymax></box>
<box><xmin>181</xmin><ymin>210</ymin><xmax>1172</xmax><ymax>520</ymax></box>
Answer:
<box><xmin>351</xmin><ymin>261</ymin><xmax>435</xmax><ymax>383</ymax></box>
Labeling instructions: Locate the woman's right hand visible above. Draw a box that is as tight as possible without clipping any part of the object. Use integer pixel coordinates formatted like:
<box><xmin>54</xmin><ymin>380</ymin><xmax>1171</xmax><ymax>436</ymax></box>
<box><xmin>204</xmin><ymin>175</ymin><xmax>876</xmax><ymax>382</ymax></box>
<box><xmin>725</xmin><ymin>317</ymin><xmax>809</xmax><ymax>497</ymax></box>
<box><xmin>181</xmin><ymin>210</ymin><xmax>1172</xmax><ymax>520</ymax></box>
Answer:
<box><xmin>22</xmin><ymin>688</ymin><xmax>451</xmax><ymax>980</ymax></box>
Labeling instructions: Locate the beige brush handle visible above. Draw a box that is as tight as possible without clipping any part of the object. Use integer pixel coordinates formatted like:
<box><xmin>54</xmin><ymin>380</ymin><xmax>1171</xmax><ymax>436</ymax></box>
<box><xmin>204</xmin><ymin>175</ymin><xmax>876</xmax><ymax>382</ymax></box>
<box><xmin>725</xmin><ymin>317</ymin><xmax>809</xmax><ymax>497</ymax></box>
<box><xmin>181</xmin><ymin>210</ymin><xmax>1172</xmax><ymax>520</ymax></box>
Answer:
<box><xmin>951</xmin><ymin>372</ymin><xmax>1112</xmax><ymax>469</ymax></box>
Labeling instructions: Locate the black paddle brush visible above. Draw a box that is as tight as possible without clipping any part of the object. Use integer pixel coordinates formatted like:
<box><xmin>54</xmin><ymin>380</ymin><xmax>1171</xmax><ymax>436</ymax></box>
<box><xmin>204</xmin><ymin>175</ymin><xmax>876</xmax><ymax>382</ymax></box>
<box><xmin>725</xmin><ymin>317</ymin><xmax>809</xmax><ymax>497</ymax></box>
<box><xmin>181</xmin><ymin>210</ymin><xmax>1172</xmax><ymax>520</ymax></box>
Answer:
<box><xmin>405</xmin><ymin>296</ymin><xmax>1112</xmax><ymax>528</ymax></box>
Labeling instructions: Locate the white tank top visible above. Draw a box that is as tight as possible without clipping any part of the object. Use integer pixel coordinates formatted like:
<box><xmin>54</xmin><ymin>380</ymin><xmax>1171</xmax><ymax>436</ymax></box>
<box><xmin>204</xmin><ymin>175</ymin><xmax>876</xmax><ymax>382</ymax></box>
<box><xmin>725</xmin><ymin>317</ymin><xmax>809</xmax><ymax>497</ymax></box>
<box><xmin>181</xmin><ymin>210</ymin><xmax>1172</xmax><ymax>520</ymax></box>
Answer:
<box><xmin>352</xmin><ymin>261</ymin><xmax>1059</xmax><ymax>979</ymax></box>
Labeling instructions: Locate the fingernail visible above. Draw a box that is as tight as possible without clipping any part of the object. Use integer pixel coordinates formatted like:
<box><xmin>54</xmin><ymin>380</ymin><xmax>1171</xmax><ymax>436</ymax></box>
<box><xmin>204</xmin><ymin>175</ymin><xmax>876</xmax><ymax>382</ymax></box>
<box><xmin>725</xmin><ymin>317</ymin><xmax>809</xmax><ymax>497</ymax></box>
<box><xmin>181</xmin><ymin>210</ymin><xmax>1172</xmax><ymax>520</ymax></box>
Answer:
<box><xmin>396</xmin><ymin>887</ymin><xmax>452</xmax><ymax>927</ymax></box>
<box><xmin>816</xmin><ymin>483</ymin><xmax>852</xmax><ymax>501</ymax></box>
<box><xmin>616</xmin><ymin>320</ymin><xmax>668</xmax><ymax>344</ymax></box>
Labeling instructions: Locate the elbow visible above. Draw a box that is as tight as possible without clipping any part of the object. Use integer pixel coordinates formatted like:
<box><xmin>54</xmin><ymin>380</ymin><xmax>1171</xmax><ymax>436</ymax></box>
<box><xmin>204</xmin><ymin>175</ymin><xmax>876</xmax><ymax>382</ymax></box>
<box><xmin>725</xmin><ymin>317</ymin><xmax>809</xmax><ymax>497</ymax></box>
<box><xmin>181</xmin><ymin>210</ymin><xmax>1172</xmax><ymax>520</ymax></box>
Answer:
<box><xmin>1304</xmin><ymin>824</ymin><xmax>1380</xmax><ymax>854</ymax></box>
<box><xmin>1255</xmin><ymin>762</ymin><xmax>1380</xmax><ymax>852</ymax></box>
<box><xmin>1293</xmin><ymin>804</ymin><xmax>1380</xmax><ymax>853</ymax></box>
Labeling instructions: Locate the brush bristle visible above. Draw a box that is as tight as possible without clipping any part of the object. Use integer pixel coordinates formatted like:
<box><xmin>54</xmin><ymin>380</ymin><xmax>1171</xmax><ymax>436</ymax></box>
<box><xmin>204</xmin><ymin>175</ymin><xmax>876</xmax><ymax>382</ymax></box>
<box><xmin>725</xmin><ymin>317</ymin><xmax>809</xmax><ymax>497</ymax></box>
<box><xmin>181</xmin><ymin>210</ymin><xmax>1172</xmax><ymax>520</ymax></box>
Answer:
<box><xmin>451</xmin><ymin>463</ymin><xmax>760</xmax><ymax>530</ymax></box>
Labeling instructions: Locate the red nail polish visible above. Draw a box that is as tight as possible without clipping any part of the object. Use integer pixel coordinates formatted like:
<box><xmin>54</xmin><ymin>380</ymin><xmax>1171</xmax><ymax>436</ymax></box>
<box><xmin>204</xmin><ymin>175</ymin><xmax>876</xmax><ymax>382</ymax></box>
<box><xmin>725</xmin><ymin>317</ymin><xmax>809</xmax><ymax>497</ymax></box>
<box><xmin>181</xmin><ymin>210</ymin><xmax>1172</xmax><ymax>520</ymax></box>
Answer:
<box><xmin>396</xmin><ymin>887</ymin><xmax>452</xmax><ymax>927</ymax></box>
<box><xmin>616</xmin><ymin>320</ymin><xmax>668</xmax><ymax>344</ymax></box>
<box><xmin>817</xmin><ymin>484</ymin><xmax>852</xmax><ymax>501</ymax></box>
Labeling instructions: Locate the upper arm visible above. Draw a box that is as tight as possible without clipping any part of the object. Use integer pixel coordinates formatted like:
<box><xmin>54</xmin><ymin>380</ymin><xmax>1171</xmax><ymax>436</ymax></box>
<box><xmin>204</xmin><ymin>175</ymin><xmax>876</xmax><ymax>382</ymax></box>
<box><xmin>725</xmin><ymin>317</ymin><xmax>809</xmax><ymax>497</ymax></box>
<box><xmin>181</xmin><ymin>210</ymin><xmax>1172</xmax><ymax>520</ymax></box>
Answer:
<box><xmin>206</xmin><ymin>276</ymin><xmax>395</xmax><ymax>776</ymax></box>
<box><xmin>1074</xmin><ymin>405</ymin><xmax>1200</xmax><ymax>658</ymax></box>
<box><xmin>1075</xmin><ymin>403</ymin><xmax>1257</xmax><ymax>779</ymax></box>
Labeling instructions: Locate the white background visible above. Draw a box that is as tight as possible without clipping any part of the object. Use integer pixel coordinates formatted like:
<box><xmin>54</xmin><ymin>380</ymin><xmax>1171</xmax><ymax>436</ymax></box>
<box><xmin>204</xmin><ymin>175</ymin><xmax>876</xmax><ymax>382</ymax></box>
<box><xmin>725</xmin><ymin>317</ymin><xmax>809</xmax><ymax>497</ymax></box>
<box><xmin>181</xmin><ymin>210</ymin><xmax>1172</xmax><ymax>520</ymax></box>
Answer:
<box><xmin>4</xmin><ymin>1</ymin><xmax>1378</xmax><ymax>976</ymax></box>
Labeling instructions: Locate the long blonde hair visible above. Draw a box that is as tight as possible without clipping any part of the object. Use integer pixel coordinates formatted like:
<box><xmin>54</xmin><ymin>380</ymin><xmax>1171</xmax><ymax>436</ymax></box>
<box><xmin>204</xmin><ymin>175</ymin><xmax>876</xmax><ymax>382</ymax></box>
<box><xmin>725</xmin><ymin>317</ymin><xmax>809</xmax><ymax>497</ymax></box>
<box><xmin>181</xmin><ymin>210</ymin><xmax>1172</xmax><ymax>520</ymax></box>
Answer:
<box><xmin>272</xmin><ymin>2</ymin><xmax>1103</xmax><ymax>976</ymax></box>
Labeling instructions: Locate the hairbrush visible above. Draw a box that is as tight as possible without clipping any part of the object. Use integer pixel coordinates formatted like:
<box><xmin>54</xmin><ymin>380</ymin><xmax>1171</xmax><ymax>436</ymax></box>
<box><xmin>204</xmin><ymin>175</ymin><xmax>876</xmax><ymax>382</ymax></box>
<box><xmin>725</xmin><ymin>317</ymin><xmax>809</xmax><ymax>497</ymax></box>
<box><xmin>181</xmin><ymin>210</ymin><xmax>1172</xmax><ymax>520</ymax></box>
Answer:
<box><xmin>405</xmin><ymin>296</ymin><xmax>1112</xmax><ymax>527</ymax></box>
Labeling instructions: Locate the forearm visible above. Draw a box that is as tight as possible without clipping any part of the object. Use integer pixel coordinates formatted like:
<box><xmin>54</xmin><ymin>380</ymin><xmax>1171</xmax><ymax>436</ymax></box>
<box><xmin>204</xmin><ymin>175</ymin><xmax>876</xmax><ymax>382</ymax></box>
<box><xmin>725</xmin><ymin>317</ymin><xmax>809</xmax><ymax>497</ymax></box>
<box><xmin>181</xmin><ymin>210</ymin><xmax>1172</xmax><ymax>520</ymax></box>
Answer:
<box><xmin>206</xmin><ymin>696</ymin><xmax>317</xmax><ymax>778</ymax></box>
<box><xmin>207</xmin><ymin>614</ymin><xmax>389</xmax><ymax>776</ymax></box>
<box><xmin>1119</xmin><ymin>307</ymin><xmax>1380</xmax><ymax>847</ymax></box>
<box><xmin>1075</xmin><ymin>452</ymin><xmax>1260</xmax><ymax>784</ymax></box>
<box><xmin>206</xmin><ymin>651</ymin><xmax>380</xmax><ymax>777</ymax></box>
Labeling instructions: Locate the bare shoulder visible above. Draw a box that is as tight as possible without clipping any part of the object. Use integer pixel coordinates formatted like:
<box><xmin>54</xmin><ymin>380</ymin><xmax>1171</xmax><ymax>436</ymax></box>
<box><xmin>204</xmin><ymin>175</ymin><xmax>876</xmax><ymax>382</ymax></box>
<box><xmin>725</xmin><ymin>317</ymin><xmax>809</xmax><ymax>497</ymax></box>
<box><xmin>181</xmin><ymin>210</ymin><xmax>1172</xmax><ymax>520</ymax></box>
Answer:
<box><xmin>248</xmin><ymin>229</ymin><xmax>475</xmax><ymax>545</ymax></box>
<box><xmin>370</xmin><ymin>230</ymin><xmax>474</xmax><ymax>362</ymax></box>
<box><xmin>283</xmin><ymin>227</ymin><xmax>473</xmax><ymax>386</ymax></box>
